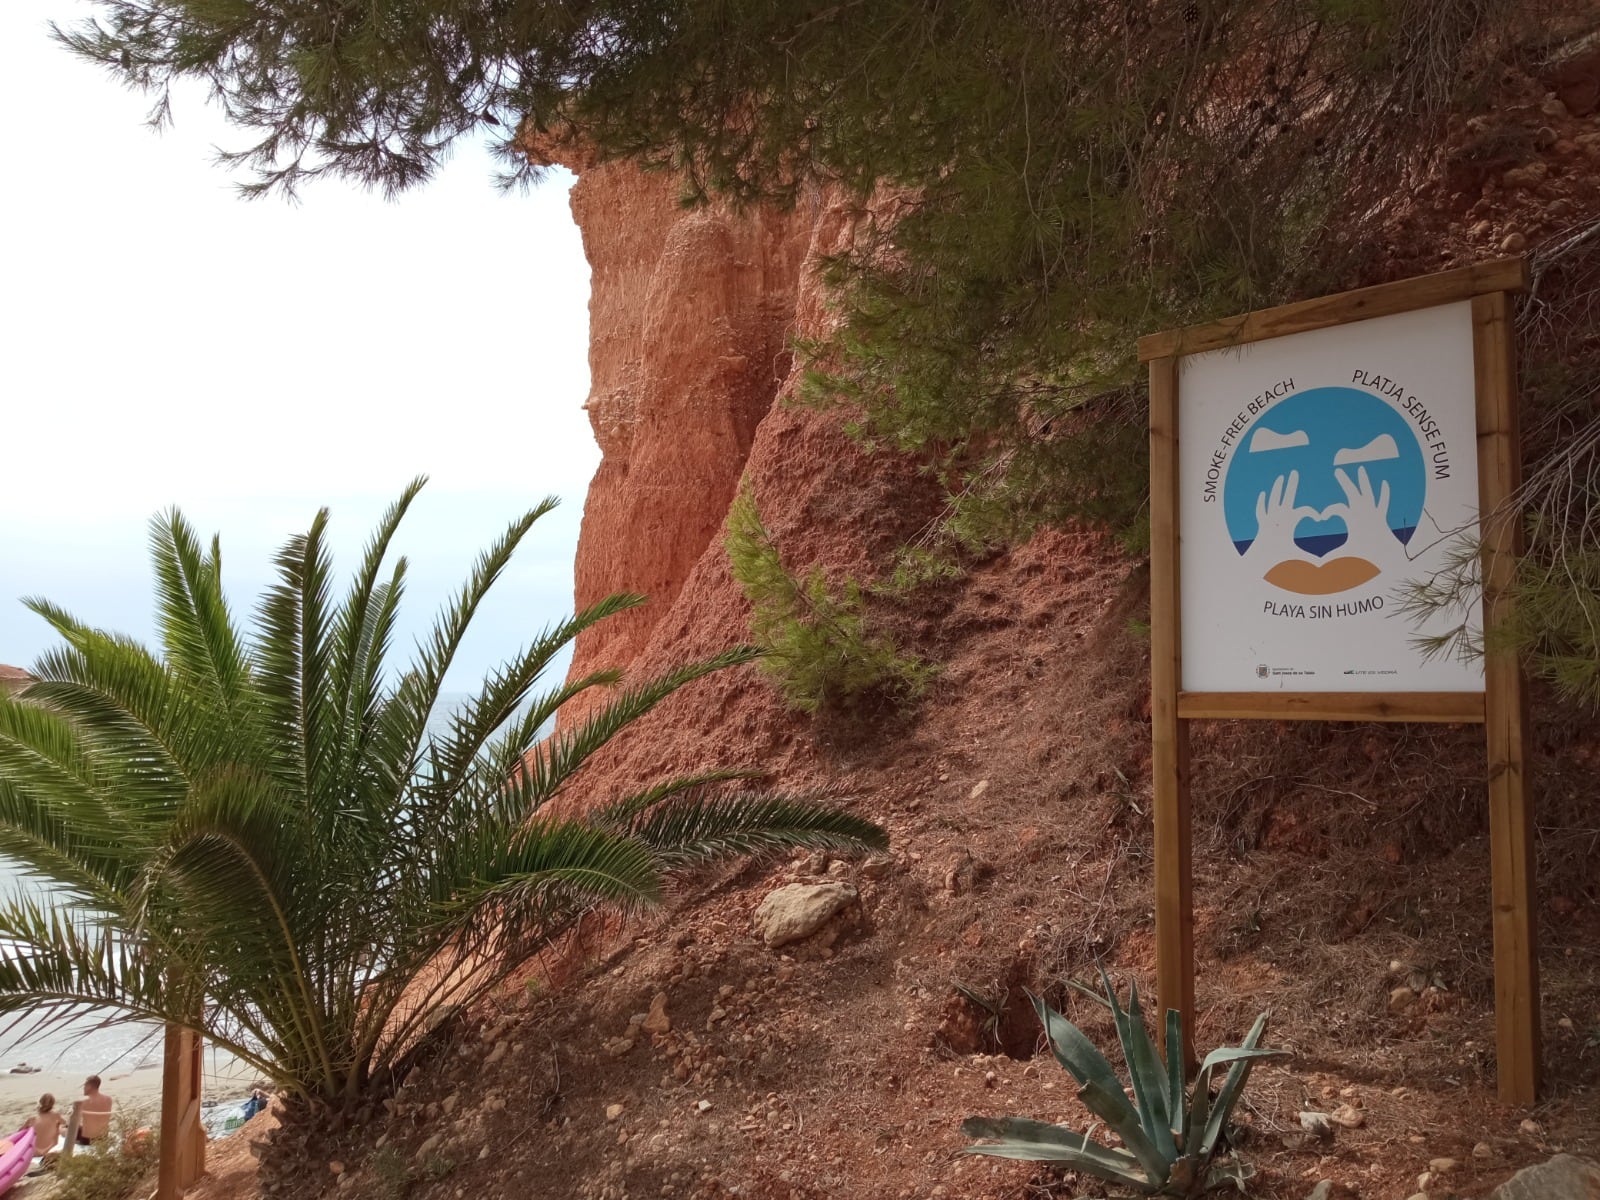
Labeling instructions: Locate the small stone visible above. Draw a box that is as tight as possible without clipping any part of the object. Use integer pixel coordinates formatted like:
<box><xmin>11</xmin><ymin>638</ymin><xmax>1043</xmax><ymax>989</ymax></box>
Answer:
<box><xmin>606</xmin><ymin>1104</ymin><xmax>624</xmax><ymax>1122</ymax></box>
<box><xmin>1471</xmin><ymin>219</ymin><xmax>1494</xmax><ymax>238</ymax></box>
<box><xmin>1429</xmin><ymin>1157</ymin><xmax>1458</xmax><ymax>1174</ymax></box>
<box><xmin>328</xmin><ymin>1161</ymin><xmax>345</xmax><ymax>1175</ymax></box>
<box><xmin>1389</xmin><ymin>985</ymin><xmax>1418</xmax><ymax>1013</ymax></box>
<box><xmin>1519</xmin><ymin>1118</ymin><xmax>1543</xmax><ymax>1137</ymax></box>
<box><xmin>1299</xmin><ymin>1111</ymin><xmax>1335</xmax><ymax>1140</ymax></box>
<box><xmin>860</xmin><ymin>856</ymin><xmax>893</xmax><ymax>881</ymax></box>
<box><xmin>968</xmin><ymin>779</ymin><xmax>989</xmax><ymax>801</ymax></box>
<box><xmin>1503</xmin><ymin>161</ymin><xmax>1549</xmax><ymax>189</ymax></box>
<box><xmin>1418</xmin><ymin>1171</ymin><xmax>1434</xmax><ymax>1191</ymax></box>
<box><xmin>1500</xmin><ymin>231</ymin><xmax>1528</xmax><ymax>254</ymax></box>
<box><xmin>642</xmin><ymin>992</ymin><xmax>671</xmax><ymax>1035</ymax></box>
<box><xmin>1558</xmin><ymin>1016</ymin><xmax>1575</xmax><ymax>1030</ymax></box>
<box><xmin>1305</xmin><ymin>1183</ymin><xmax>1334</xmax><ymax>1200</ymax></box>
<box><xmin>416</xmin><ymin>1133</ymin><xmax>443</xmax><ymax>1159</ymax></box>
<box><xmin>1331</xmin><ymin>1104</ymin><xmax>1365</xmax><ymax>1129</ymax></box>
<box><xmin>485</xmin><ymin>1039</ymin><xmax>508</xmax><ymax>1066</ymax></box>
<box><xmin>440</xmin><ymin>1093</ymin><xmax>458</xmax><ymax>1116</ymax></box>
<box><xmin>1473</xmin><ymin>1142</ymin><xmax>1495</xmax><ymax>1160</ymax></box>
<box><xmin>696</xmin><ymin>1099</ymin><xmax>713</xmax><ymax>1114</ymax></box>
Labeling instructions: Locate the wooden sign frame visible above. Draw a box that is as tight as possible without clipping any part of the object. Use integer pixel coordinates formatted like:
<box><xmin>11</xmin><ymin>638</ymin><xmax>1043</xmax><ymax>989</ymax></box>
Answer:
<box><xmin>1137</xmin><ymin>258</ymin><xmax>1539</xmax><ymax>1104</ymax></box>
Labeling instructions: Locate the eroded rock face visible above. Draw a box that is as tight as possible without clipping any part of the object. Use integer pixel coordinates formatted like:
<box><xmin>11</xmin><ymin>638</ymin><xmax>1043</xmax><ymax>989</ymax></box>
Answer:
<box><xmin>557</xmin><ymin>158</ymin><xmax>817</xmax><ymax>723</ymax></box>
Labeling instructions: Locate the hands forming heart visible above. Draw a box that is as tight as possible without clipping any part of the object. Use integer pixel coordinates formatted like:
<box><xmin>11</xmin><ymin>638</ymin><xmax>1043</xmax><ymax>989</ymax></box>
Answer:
<box><xmin>1243</xmin><ymin>467</ymin><xmax>1397</xmax><ymax>567</ymax></box>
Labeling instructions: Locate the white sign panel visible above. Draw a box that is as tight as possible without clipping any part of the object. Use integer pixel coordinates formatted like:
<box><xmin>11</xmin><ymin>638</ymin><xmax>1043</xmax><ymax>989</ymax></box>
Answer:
<box><xmin>1179</xmin><ymin>302</ymin><xmax>1484</xmax><ymax>692</ymax></box>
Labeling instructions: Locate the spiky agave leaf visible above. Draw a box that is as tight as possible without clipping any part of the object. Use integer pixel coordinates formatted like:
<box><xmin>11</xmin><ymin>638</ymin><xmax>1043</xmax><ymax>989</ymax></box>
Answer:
<box><xmin>964</xmin><ymin>979</ymin><xmax>1282</xmax><ymax>1196</ymax></box>
<box><xmin>959</xmin><ymin>1116</ymin><xmax>1154</xmax><ymax>1191</ymax></box>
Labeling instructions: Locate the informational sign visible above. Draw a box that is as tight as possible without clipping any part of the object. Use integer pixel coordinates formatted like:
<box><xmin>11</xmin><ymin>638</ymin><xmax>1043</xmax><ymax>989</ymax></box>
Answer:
<box><xmin>1178</xmin><ymin>301</ymin><xmax>1483</xmax><ymax>692</ymax></box>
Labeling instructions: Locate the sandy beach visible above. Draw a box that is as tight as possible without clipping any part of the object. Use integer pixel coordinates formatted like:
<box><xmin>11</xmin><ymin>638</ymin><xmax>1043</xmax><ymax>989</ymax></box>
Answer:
<box><xmin>0</xmin><ymin>1057</ymin><xmax>261</xmax><ymax>1136</ymax></box>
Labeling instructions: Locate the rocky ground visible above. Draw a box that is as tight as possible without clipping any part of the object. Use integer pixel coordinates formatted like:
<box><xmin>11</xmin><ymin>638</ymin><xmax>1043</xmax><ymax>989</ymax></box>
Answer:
<box><xmin>167</xmin><ymin>524</ymin><xmax>1599</xmax><ymax>1200</ymax></box>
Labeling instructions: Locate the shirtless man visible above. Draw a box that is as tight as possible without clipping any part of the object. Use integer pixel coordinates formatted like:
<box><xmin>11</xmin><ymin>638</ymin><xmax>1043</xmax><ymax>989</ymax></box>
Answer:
<box><xmin>75</xmin><ymin>1076</ymin><xmax>113</xmax><ymax>1144</ymax></box>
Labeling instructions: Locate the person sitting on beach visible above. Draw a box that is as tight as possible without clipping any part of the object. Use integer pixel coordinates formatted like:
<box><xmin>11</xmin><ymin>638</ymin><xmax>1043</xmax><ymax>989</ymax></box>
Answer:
<box><xmin>241</xmin><ymin>1088</ymin><xmax>270</xmax><ymax>1122</ymax></box>
<box><xmin>75</xmin><ymin>1076</ymin><xmax>113</xmax><ymax>1144</ymax></box>
<box><xmin>25</xmin><ymin>1093</ymin><xmax>66</xmax><ymax>1155</ymax></box>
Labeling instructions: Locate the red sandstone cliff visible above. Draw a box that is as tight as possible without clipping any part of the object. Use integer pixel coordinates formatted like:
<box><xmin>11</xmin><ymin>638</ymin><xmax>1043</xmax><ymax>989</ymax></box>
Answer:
<box><xmin>557</xmin><ymin>159</ymin><xmax>823</xmax><ymax>726</ymax></box>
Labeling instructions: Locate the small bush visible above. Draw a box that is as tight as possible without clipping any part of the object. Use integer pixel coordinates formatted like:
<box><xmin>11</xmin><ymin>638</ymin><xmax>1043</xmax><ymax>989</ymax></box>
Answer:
<box><xmin>367</xmin><ymin>1145</ymin><xmax>414</xmax><ymax>1198</ymax></box>
<box><xmin>726</xmin><ymin>485</ymin><xmax>935</xmax><ymax>714</ymax></box>
<box><xmin>51</xmin><ymin>1112</ymin><xmax>159</xmax><ymax>1200</ymax></box>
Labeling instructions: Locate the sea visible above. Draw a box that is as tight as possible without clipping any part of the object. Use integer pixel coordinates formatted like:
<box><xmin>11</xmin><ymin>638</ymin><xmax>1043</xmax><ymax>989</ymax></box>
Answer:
<box><xmin>0</xmin><ymin>692</ymin><xmax>487</xmax><ymax>1085</ymax></box>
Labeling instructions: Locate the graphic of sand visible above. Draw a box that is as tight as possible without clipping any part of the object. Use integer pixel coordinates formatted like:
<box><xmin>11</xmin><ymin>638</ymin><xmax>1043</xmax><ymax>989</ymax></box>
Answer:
<box><xmin>1263</xmin><ymin>556</ymin><xmax>1381</xmax><ymax>595</ymax></box>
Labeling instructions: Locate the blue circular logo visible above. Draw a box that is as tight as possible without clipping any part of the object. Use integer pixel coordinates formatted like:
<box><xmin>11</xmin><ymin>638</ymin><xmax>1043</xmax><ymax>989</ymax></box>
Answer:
<box><xmin>1223</xmin><ymin>387</ymin><xmax>1426</xmax><ymax>594</ymax></box>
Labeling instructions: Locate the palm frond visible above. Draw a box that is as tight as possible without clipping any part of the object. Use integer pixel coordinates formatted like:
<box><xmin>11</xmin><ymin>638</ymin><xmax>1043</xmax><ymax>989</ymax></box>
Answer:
<box><xmin>630</xmin><ymin>791</ymin><xmax>887</xmax><ymax>871</ymax></box>
<box><xmin>515</xmin><ymin>646</ymin><xmax>762</xmax><ymax>809</ymax></box>
<box><xmin>148</xmin><ymin>510</ymin><xmax>249</xmax><ymax>714</ymax></box>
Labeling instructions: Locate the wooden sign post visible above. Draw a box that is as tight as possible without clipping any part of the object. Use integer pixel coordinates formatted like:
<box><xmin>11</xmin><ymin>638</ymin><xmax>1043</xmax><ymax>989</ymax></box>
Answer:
<box><xmin>1138</xmin><ymin>259</ymin><xmax>1539</xmax><ymax>1103</ymax></box>
<box><xmin>157</xmin><ymin>1024</ymin><xmax>207</xmax><ymax>1198</ymax></box>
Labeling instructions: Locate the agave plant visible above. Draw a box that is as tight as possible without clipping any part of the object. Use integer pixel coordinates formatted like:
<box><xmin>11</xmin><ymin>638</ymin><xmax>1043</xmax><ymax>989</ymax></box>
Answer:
<box><xmin>0</xmin><ymin>480</ymin><xmax>886</xmax><ymax>1110</ymax></box>
<box><xmin>961</xmin><ymin>969</ymin><xmax>1284</xmax><ymax>1195</ymax></box>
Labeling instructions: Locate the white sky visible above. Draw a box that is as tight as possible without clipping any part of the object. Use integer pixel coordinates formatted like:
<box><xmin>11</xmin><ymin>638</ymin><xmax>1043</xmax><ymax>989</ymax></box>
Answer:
<box><xmin>0</xmin><ymin>0</ymin><xmax>599</xmax><ymax>691</ymax></box>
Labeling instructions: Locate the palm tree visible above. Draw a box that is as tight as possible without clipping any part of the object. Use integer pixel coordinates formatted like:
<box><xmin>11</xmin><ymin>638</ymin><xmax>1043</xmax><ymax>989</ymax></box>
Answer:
<box><xmin>0</xmin><ymin>480</ymin><xmax>884</xmax><ymax>1110</ymax></box>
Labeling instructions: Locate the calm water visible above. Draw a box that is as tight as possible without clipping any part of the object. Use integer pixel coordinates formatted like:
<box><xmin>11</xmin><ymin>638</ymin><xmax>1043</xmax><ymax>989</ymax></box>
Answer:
<box><xmin>0</xmin><ymin>691</ymin><xmax>497</xmax><ymax>1076</ymax></box>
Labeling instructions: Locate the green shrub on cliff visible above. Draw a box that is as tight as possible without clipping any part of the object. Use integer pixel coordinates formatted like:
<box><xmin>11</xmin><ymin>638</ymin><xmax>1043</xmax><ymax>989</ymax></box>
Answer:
<box><xmin>0</xmin><ymin>480</ymin><xmax>886</xmax><ymax>1111</ymax></box>
<box><xmin>726</xmin><ymin>485</ymin><xmax>933</xmax><ymax>715</ymax></box>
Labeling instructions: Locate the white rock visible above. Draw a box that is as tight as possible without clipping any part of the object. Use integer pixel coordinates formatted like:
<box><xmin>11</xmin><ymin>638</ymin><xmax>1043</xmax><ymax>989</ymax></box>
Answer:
<box><xmin>753</xmin><ymin>882</ymin><xmax>859</xmax><ymax>948</ymax></box>
<box><xmin>1490</xmin><ymin>1154</ymin><xmax>1600</xmax><ymax>1200</ymax></box>
<box><xmin>1299</xmin><ymin>1111</ymin><xmax>1335</xmax><ymax>1139</ymax></box>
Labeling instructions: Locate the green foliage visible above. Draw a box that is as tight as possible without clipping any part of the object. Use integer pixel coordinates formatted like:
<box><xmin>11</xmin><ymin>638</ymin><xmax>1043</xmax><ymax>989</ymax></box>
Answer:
<box><xmin>367</xmin><ymin>1145</ymin><xmax>414</xmax><ymax>1199</ymax></box>
<box><xmin>61</xmin><ymin>0</ymin><xmax>1591</xmax><ymax>679</ymax></box>
<box><xmin>961</xmin><ymin>970</ymin><xmax>1284</xmax><ymax>1196</ymax></box>
<box><xmin>59</xmin><ymin>0</ymin><xmax>1522</xmax><ymax>547</ymax></box>
<box><xmin>1394</xmin><ymin>233</ymin><xmax>1600</xmax><ymax>706</ymax></box>
<box><xmin>725</xmin><ymin>486</ymin><xmax>933</xmax><ymax>715</ymax></box>
<box><xmin>51</xmin><ymin>1113</ymin><xmax>159</xmax><ymax>1200</ymax></box>
<box><xmin>0</xmin><ymin>481</ymin><xmax>886</xmax><ymax>1110</ymax></box>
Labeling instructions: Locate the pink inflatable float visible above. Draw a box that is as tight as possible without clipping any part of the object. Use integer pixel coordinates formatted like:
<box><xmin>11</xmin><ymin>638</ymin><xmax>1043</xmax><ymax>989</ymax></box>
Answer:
<box><xmin>0</xmin><ymin>1127</ymin><xmax>35</xmax><ymax>1194</ymax></box>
